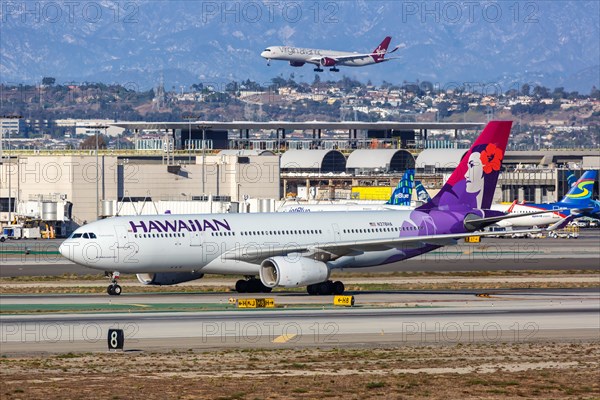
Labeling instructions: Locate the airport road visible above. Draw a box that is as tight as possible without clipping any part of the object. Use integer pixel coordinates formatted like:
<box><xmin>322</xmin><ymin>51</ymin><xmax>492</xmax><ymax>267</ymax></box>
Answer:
<box><xmin>1</xmin><ymin>288</ymin><xmax>598</xmax><ymax>354</ymax></box>
<box><xmin>1</xmin><ymin>231</ymin><xmax>599</xmax><ymax>277</ymax></box>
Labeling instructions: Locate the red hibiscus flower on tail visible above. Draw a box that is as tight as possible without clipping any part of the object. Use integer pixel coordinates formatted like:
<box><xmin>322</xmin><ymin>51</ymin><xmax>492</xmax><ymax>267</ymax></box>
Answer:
<box><xmin>480</xmin><ymin>143</ymin><xmax>503</xmax><ymax>174</ymax></box>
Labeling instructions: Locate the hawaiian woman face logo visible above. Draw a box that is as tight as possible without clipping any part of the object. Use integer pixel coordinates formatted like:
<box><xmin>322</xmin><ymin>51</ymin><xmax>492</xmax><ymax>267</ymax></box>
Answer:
<box><xmin>464</xmin><ymin>143</ymin><xmax>503</xmax><ymax>208</ymax></box>
<box><xmin>465</xmin><ymin>152</ymin><xmax>485</xmax><ymax>207</ymax></box>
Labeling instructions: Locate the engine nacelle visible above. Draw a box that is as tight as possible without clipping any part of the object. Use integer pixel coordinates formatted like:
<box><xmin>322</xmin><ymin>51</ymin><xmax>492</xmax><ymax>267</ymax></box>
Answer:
<box><xmin>259</xmin><ymin>256</ymin><xmax>329</xmax><ymax>288</ymax></box>
<box><xmin>136</xmin><ymin>271</ymin><xmax>204</xmax><ymax>286</ymax></box>
<box><xmin>289</xmin><ymin>61</ymin><xmax>305</xmax><ymax>67</ymax></box>
<box><xmin>320</xmin><ymin>57</ymin><xmax>336</xmax><ymax>67</ymax></box>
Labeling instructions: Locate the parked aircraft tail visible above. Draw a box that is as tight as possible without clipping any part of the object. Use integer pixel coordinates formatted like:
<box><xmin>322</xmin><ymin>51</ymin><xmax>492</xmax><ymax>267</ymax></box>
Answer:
<box><xmin>560</xmin><ymin>170</ymin><xmax>597</xmax><ymax>206</ymax></box>
<box><xmin>386</xmin><ymin>169</ymin><xmax>414</xmax><ymax>205</ymax></box>
<box><xmin>414</xmin><ymin>180</ymin><xmax>431</xmax><ymax>203</ymax></box>
<box><xmin>417</xmin><ymin>121</ymin><xmax>512</xmax><ymax>211</ymax></box>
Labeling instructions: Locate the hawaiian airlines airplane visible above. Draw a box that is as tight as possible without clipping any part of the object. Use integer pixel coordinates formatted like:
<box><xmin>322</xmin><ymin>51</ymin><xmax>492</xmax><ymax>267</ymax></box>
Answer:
<box><xmin>260</xmin><ymin>36</ymin><xmax>401</xmax><ymax>72</ymax></box>
<box><xmin>60</xmin><ymin>121</ymin><xmax>551</xmax><ymax>297</ymax></box>
<box><xmin>277</xmin><ymin>169</ymin><xmax>415</xmax><ymax>213</ymax></box>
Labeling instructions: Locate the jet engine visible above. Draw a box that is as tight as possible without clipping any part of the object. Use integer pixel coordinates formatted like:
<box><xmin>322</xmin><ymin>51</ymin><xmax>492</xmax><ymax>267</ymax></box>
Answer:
<box><xmin>320</xmin><ymin>57</ymin><xmax>336</xmax><ymax>67</ymax></box>
<box><xmin>259</xmin><ymin>256</ymin><xmax>329</xmax><ymax>288</ymax></box>
<box><xmin>289</xmin><ymin>61</ymin><xmax>305</xmax><ymax>67</ymax></box>
<box><xmin>136</xmin><ymin>272</ymin><xmax>204</xmax><ymax>285</ymax></box>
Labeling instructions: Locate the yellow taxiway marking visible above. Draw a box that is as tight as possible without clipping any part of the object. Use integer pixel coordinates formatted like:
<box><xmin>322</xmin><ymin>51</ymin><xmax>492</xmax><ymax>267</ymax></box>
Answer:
<box><xmin>272</xmin><ymin>334</ymin><xmax>297</xmax><ymax>343</ymax></box>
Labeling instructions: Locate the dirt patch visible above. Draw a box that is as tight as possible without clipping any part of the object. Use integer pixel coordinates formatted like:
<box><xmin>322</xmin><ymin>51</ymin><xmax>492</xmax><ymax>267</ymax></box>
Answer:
<box><xmin>1</xmin><ymin>341</ymin><xmax>598</xmax><ymax>399</ymax></box>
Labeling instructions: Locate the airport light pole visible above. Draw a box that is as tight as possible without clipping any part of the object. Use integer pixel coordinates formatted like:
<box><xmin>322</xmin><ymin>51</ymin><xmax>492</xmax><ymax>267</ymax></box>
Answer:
<box><xmin>85</xmin><ymin>124</ymin><xmax>109</xmax><ymax>220</ymax></box>
<box><xmin>1</xmin><ymin>115</ymin><xmax>22</xmax><ymax>224</ymax></box>
<box><xmin>198</xmin><ymin>125</ymin><xmax>212</xmax><ymax>194</ymax></box>
<box><xmin>182</xmin><ymin>114</ymin><xmax>200</xmax><ymax>164</ymax></box>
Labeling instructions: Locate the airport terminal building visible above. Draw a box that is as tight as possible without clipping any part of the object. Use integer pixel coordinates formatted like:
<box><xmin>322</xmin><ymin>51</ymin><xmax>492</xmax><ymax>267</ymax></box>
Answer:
<box><xmin>1</xmin><ymin>121</ymin><xmax>599</xmax><ymax>234</ymax></box>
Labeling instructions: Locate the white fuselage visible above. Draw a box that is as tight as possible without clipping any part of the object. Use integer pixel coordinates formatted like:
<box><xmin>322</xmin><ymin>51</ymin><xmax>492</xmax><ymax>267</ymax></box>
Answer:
<box><xmin>277</xmin><ymin>203</ymin><xmax>414</xmax><ymax>213</ymax></box>
<box><xmin>59</xmin><ymin>211</ymin><xmax>432</xmax><ymax>275</ymax></box>
<box><xmin>260</xmin><ymin>46</ymin><xmax>377</xmax><ymax>67</ymax></box>
<box><xmin>491</xmin><ymin>203</ymin><xmax>563</xmax><ymax>227</ymax></box>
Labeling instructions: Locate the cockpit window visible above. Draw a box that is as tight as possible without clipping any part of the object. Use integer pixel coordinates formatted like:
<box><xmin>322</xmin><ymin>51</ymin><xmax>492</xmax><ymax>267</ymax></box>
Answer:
<box><xmin>83</xmin><ymin>233</ymin><xmax>89</xmax><ymax>239</ymax></box>
<box><xmin>89</xmin><ymin>233</ymin><xmax>97</xmax><ymax>239</ymax></box>
<box><xmin>71</xmin><ymin>233</ymin><xmax>82</xmax><ymax>239</ymax></box>
<box><xmin>263</xmin><ymin>48</ymin><xmax>271</xmax><ymax>52</ymax></box>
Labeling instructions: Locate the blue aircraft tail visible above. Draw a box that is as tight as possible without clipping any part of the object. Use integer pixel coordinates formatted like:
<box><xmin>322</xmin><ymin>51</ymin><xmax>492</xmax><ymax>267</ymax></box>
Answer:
<box><xmin>415</xmin><ymin>180</ymin><xmax>432</xmax><ymax>203</ymax></box>
<box><xmin>386</xmin><ymin>169</ymin><xmax>414</xmax><ymax>205</ymax></box>
<box><xmin>560</xmin><ymin>170</ymin><xmax>597</xmax><ymax>206</ymax></box>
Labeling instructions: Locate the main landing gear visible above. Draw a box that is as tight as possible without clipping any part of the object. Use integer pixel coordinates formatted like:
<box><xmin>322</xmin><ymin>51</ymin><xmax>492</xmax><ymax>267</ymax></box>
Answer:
<box><xmin>313</xmin><ymin>67</ymin><xmax>324</xmax><ymax>72</ymax></box>
<box><xmin>235</xmin><ymin>276</ymin><xmax>272</xmax><ymax>293</ymax></box>
<box><xmin>307</xmin><ymin>280</ymin><xmax>345</xmax><ymax>295</ymax></box>
<box><xmin>329</xmin><ymin>67</ymin><xmax>340</xmax><ymax>72</ymax></box>
<box><xmin>105</xmin><ymin>271</ymin><xmax>122</xmax><ymax>296</ymax></box>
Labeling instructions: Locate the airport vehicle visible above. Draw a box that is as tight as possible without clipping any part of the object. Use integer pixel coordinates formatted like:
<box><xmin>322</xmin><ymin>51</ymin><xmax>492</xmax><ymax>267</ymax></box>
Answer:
<box><xmin>548</xmin><ymin>226</ymin><xmax>579</xmax><ymax>239</ymax></box>
<box><xmin>261</xmin><ymin>36</ymin><xmax>401</xmax><ymax>72</ymax></box>
<box><xmin>2</xmin><ymin>225</ymin><xmax>41</xmax><ymax>240</ymax></box>
<box><xmin>60</xmin><ymin>121</ymin><xmax>553</xmax><ymax>296</ymax></box>
<box><xmin>277</xmin><ymin>169</ymin><xmax>415</xmax><ymax>212</ymax></box>
<box><xmin>0</xmin><ymin>232</ymin><xmax>7</xmax><ymax>242</ymax></box>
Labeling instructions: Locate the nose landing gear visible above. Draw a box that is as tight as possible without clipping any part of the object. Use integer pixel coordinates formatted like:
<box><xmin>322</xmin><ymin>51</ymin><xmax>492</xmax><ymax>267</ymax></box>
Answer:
<box><xmin>105</xmin><ymin>271</ymin><xmax>122</xmax><ymax>296</ymax></box>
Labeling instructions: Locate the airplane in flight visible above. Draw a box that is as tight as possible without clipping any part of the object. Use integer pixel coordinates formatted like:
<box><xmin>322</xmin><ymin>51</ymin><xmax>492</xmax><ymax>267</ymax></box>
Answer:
<box><xmin>60</xmin><ymin>121</ymin><xmax>553</xmax><ymax>296</ymax></box>
<box><xmin>260</xmin><ymin>36</ymin><xmax>401</xmax><ymax>72</ymax></box>
<box><xmin>277</xmin><ymin>169</ymin><xmax>415</xmax><ymax>212</ymax></box>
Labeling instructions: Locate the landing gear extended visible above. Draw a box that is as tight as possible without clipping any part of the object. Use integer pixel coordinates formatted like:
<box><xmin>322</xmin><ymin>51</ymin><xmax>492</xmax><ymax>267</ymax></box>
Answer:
<box><xmin>313</xmin><ymin>67</ymin><xmax>324</xmax><ymax>72</ymax></box>
<box><xmin>329</xmin><ymin>67</ymin><xmax>340</xmax><ymax>72</ymax></box>
<box><xmin>105</xmin><ymin>271</ymin><xmax>122</xmax><ymax>296</ymax></box>
<box><xmin>235</xmin><ymin>277</ymin><xmax>272</xmax><ymax>293</ymax></box>
<box><xmin>307</xmin><ymin>280</ymin><xmax>345</xmax><ymax>295</ymax></box>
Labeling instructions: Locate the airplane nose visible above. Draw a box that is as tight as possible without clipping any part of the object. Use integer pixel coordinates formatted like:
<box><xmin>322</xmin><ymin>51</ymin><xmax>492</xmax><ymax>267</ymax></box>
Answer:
<box><xmin>59</xmin><ymin>242</ymin><xmax>67</xmax><ymax>259</ymax></box>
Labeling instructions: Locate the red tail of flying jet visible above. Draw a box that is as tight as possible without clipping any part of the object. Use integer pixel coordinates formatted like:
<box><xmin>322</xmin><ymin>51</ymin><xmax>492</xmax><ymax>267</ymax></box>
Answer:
<box><xmin>372</xmin><ymin>36</ymin><xmax>392</xmax><ymax>62</ymax></box>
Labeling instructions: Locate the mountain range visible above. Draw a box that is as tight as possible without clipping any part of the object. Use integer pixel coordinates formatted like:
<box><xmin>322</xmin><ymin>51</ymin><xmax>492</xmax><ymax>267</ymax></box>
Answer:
<box><xmin>1</xmin><ymin>0</ymin><xmax>598</xmax><ymax>92</ymax></box>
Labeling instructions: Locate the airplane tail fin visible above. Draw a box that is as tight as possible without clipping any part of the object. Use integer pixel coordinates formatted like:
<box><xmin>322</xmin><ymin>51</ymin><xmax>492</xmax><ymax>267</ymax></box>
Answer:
<box><xmin>415</xmin><ymin>180</ymin><xmax>432</xmax><ymax>203</ymax></box>
<box><xmin>566</xmin><ymin>171</ymin><xmax>577</xmax><ymax>188</ymax></box>
<box><xmin>386</xmin><ymin>169</ymin><xmax>414</xmax><ymax>205</ymax></box>
<box><xmin>372</xmin><ymin>36</ymin><xmax>392</xmax><ymax>62</ymax></box>
<box><xmin>560</xmin><ymin>170</ymin><xmax>597</xmax><ymax>206</ymax></box>
<box><xmin>417</xmin><ymin>121</ymin><xmax>512</xmax><ymax>211</ymax></box>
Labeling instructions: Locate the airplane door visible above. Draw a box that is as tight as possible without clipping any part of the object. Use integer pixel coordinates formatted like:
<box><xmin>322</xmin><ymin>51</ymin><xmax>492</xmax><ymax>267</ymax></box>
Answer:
<box><xmin>331</xmin><ymin>224</ymin><xmax>341</xmax><ymax>243</ymax></box>
<box><xmin>190</xmin><ymin>231</ymin><xmax>203</xmax><ymax>247</ymax></box>
<box><xmin>114</xmin><ymin>225</ymin><xmax>135</xmax><ymax>261</ymax></box>
<box><xmin>114</xmin><ymin>225</ymin><xmax>130</xmax><ymax>249</ymax></box>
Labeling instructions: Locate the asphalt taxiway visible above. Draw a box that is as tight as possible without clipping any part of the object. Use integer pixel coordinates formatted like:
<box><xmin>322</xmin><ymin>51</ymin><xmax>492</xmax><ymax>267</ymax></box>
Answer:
<box><xmin>1</xmin><ymin>288</ymin><xmax>598</xmax><ymax>354</ymax></box>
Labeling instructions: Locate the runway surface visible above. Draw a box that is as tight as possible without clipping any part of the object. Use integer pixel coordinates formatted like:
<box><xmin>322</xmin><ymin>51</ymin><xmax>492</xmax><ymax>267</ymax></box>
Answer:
<box><xmin>1</xmin><ymin>288</ymin><xmax>598</xmax><ymax>354</ymax></box>
<box><xmin>1</xmin><ymin>231</ymin><xmax>599</xmax><ymax>277</ymax></box>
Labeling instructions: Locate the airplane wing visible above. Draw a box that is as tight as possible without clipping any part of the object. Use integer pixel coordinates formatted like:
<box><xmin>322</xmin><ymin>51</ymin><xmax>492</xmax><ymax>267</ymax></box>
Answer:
<box><xmin>221</xmin><ymin>228</ymin><xmax>540</xmax><ymax>264</ymax></box>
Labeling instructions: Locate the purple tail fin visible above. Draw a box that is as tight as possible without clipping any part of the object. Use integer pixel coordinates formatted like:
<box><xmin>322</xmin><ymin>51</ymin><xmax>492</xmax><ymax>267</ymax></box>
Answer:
<box><xmin>418</xmin><ymin>121</ymin><xmax>512</xmax><ymax>211</ymax></box>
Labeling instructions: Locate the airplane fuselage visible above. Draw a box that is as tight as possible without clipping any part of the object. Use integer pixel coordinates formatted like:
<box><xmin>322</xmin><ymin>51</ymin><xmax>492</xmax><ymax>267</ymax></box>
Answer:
<box><xmin>59</xmin><ymin>208</ymin><xmax>479</xmax><ymax>275</ymax></box>
<box><xmin>491</xmin><ymin>203</ymin><xmax>563</xmax><ymax>227</ymax></box>
<box><xmin>261</xmin><ymin>46</ymin><xmax>379</xmax><ymax>67</ymax></box>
